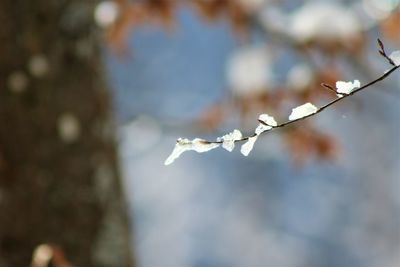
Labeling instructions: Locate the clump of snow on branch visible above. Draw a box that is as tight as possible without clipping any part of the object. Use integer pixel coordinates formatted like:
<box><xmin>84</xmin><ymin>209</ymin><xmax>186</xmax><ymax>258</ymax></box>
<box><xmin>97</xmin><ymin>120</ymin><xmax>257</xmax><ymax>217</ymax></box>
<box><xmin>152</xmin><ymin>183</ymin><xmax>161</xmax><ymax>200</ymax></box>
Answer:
<box><xmin>164</xmin><ymin>114</ymin><xmax>278</xmax><ymax>163</ymax></box>
<box><xmin>336</xmin><ymin>80</ymin><xmax>361</xmax><ymax>96</ymax></box>
<box><xmin>288</xmin><ymin>103</ymin><xmax>318</xmax><ymax>121</ymax></box>
<box><xmin>241</xmin><ymin>114</ymin><xmax>277</xmax><ymax>156</ymax></box>
<box><xmin>227</xmin><ymin>46</ymin><xmax>272</xmax><ymax>96</ymax></box>
<box><xmin>217</xmin><ymin>129</ymin><xmax>243</xmax><ymax>152</ymax></box>
<box><xmin>240</xmin><ymin>136</ymin><xmax>258</xmax><ymax>157</ymax></box>
<box><xmin>289</xmin><ymin>2</ymin><xmax>361</xmax><ymax>43</ymax></box>
<box><xmin>164</xmin><ymin>138</ymin><xmax>219</xmax><ymax>165</ymax></box>
<box><xmin>389</xmin><ymin>51</ymin><xmax>400</xmax><ymax>66</ymax></box>
<box><xmin>255</xmin><ymin>114</ymin><xmax>277</xmax><ymax>134</ymax></box>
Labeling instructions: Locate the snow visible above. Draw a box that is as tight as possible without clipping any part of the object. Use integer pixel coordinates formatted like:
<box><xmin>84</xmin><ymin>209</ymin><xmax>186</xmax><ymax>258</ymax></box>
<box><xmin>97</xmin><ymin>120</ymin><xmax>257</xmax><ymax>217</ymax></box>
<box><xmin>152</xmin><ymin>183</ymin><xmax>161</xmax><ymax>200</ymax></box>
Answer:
<box><xmin>289</xmin><ymin>2</ymin><xmax>361</xmax><ymax>43</ymax></box>
<box><xmin>336</xmin><ymin>80</ymin><xmax>361</xmax><ymax>96</ymax></box>
<box><xmin>259</xmin><ymin>114</ymin><xmax>278</xmax><ymax>127</ymax></box>
<box><xmin>227</xmin><ymin>46</ymin><xmax>272</xmax><ymax>96</ymax></box>
<box><xmin>217</xmin><ymin>129</ymin><xmax>243</xmax><ymax>152</ymax></box>
<box><xmin>255</xmin><ymin>114</ymin><xmax>277</xmax><ymax>135</ymax></box>
<box><xmin>240</xmin><ymin>136</ymin><xmax>258</xmax><ymax>156</ymax></box>
<box><xmin>288</xmin><ymin>103</ymin><xmax>318</xmax><ymax>121</ymax></box>
<box><xmin>165</xmin><ymin>114</ymin><xmax>276</xmax><ymax>160</ymax></box>
<box><xmin>240</xmin><ymin>113</ymin><xmax>277</xmax><ymax>156</ymax></box>
<box><xmin>389</xmin><ymin>51</ymin><xmax>400</xmax><ymax>66</ymax></box>
<box><xmin>164</xmin><ymin>138</ymin><xmax>219</xmax><ymax>165</ymax></box>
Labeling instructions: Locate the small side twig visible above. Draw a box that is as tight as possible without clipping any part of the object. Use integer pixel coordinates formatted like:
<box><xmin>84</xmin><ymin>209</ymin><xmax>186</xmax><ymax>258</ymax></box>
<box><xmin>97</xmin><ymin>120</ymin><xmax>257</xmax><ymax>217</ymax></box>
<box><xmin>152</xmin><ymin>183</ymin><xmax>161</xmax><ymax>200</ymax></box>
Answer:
<box><xmin>378</xmin><ymin>38</ymin><xmax>396</xmax><ymax>66</ymax></box>
<box><xmin>321</xmin><ymin>83</ymin><xmax>337</xmax><ymax>94</ymax></box>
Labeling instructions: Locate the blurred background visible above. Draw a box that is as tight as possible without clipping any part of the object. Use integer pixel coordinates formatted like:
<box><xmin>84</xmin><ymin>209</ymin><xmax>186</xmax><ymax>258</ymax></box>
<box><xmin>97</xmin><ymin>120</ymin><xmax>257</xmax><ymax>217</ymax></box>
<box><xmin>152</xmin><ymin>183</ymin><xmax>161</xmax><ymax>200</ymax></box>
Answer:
<box><xmin>1</xmin><ymin>0</ymin><xmax>400</xmax><ymax>267</ymax></box>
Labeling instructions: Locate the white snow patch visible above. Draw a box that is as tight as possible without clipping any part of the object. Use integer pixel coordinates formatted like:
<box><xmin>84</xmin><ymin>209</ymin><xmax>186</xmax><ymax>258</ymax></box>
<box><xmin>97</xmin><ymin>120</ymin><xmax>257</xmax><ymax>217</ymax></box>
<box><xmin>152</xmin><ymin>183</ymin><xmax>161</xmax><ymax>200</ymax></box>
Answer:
<box><xmin>288</xmin><ymin>103</ymin><xmax>318</xmax><ymax>121</ymax></box>
<box><xmin>336</xmin><ymin>80</ymin><xmax>361</xmax><ymax>96</ymax></box>
<box><xmin>217</xmin><ymin>129</ymin><xmax>243</xmax><ymax>152</ymax></box>
<box><xmin>165</xmin><ymin>138</ymin><xmax>219</xmax><ymax>165</ymax></box>
<box><xmin>255</xmin><ymin>114</ymin><xmax>277</xmax><ymax>135</ymax></box>
<box><xmin>240</xmin><ymin>113</ymin><xmax>277</xmax><ymax>156</ymax></box>
<box><xmin>240</xmin><ymin>136</ymin><xmax>258</xmax><ymax>156</ymax></box>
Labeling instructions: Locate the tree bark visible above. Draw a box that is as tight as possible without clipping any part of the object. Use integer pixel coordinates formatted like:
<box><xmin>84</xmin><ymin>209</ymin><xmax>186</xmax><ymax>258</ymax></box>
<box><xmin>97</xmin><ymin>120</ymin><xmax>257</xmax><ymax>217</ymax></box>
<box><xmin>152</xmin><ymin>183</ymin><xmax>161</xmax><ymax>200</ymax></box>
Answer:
<box><xmin>0</xmin><ymin>0</ymin><xmax>134</xmax><ymax>266</ymax></box>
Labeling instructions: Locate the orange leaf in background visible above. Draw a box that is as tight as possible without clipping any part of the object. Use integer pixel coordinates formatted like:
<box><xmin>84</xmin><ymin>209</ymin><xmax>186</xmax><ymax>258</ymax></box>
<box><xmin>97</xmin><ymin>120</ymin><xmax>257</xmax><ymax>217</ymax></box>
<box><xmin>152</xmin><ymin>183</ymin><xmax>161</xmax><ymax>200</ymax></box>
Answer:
<box><xmin>191</xmin><ymin>0</ymin><xmax>250</xmax><ymax>35</ymax></box>
<box><xmin>286</xmin><ymin>125</ymin><xmax>338</xmax><ymax>165</ymax></box>
<box><xmin>315</xmin><ymin>132</ymin><xmax>339</xmax><ymax>160</ymax></box>
<box><xmin>107</xmin><ymin>2</ymin><xmax>147</xmax><ymax>52</ymax></box>
<box><xmin>198</xmin><ymin>100</ymin><xmax>226</xmax><ymax>131</ymax></box>
<box><xmin>144</xmin><ymin>0</ymin><xmax>176</xmax><ymax>27</ymax></box>
<box><xmin>107</xmin><ymin>0</ymin><xmax>177</xmax><ymax>53</ymax></box>
<box><xmin>381</xmin><ymin>11</ymin><xmax>400</xmax><ymax>44</ymax></box>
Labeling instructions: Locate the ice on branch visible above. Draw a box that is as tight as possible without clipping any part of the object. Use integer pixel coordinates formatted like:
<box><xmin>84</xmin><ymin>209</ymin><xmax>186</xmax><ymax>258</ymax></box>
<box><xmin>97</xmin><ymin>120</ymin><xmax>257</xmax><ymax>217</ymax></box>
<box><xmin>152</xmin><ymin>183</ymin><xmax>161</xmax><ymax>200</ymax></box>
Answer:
<box><xmin>389</xmin><ymin>51</ymin><xmax>400</xmax><ymax>66</ymax></box>
<box><xmin>288</xmin><ymin>103</ymin><xmax>318</xmax><ymax>121</ymax></box>
<box><xmin>241</xmin><ymin>136</ymin><xmax>258</xmax><ymax>156</ymax></box>
<box><xmin>241</xmin><ymin>114</ymin><xmax>277</xmax><ymax>156</ymax></box>
<box><xmin>256</xmin><ymin>114</ymin><xmax>277</xmax><ymax>134</ymax></box>
<box><xmin>164</xmin><ymin>138</ymin><xmax>219</xmax><ymax>165</ymax></box>
<box><xmin>217</xmin><ymin>129</ymin><xmax>242</xmax><ymax>152</ymax></box>
<box><xmin>336</xmin><ymin>80</ymin><xmax>361</xmax><ymax>96</ymax></box>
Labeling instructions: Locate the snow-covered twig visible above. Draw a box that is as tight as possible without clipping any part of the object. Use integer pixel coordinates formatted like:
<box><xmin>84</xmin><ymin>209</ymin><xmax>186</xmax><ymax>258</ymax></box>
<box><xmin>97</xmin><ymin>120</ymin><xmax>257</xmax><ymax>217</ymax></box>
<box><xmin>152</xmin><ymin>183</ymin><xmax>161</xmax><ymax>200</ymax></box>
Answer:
<box><xmin>165</xmin><ymin>40</ymin><xmax>400</xmax><ymax>165</ymax></box>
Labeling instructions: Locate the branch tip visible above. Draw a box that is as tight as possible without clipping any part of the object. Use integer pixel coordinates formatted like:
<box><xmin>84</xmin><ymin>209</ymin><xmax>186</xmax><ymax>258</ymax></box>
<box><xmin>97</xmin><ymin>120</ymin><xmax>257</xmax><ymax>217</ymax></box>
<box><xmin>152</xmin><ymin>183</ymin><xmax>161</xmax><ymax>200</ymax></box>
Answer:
<box><xmin>377</xmin><ymin>38</ymin><xmax>384</xmax><ymax>50</ymax></box>
<box><xmin>321</xmin><ymin>83</ymin><xmax>337</xmax><ymax>93</ymax></box>
<box><xmin>377</xmin><ymin>39</ymin><xmax>396</xmax><ymax>66</ymax></box>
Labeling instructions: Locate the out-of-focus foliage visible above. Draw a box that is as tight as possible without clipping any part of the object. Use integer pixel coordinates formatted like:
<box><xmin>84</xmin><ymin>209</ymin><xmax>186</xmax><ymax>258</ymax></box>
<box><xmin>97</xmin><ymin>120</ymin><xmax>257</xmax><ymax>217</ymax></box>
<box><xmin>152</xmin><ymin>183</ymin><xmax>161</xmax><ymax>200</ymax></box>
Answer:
<box><xmin>98</xmin><ymin>0</ymin><xmax>400</xmax><ymax>163</ymax></box>
<box><xmin>104</xmin><ymin>1</ymin><xmax>400</xmax><ymax>267</ymax></box>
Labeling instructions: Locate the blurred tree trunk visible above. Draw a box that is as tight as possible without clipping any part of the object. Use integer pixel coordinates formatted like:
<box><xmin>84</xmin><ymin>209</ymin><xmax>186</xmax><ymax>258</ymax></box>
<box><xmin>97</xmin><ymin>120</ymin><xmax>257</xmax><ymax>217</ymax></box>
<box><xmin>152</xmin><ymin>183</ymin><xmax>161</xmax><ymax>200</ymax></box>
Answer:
<box><xmin>0</xmin><ymin>0</ymin><xmax>134</xmax><ymax>266</ymax></box>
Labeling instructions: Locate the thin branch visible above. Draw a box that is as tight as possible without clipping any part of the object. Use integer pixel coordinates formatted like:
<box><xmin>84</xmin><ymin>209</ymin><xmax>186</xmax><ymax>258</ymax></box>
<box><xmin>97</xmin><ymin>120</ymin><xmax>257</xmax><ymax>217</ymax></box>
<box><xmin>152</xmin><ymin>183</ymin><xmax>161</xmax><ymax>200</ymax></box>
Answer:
<box><xmin>378</xmin><ymin>38</ymin><xmax>396</xmax><ymax>66</ymax></box>
<box><xmin>193</xmin><ymin>59</ymin><xmax>400</xmax><ymax>145</ymax></box>
<box><xmin>165</xmin><ymin>40</ymin><xmax>400</xmax><ymax>165</ymax></box>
